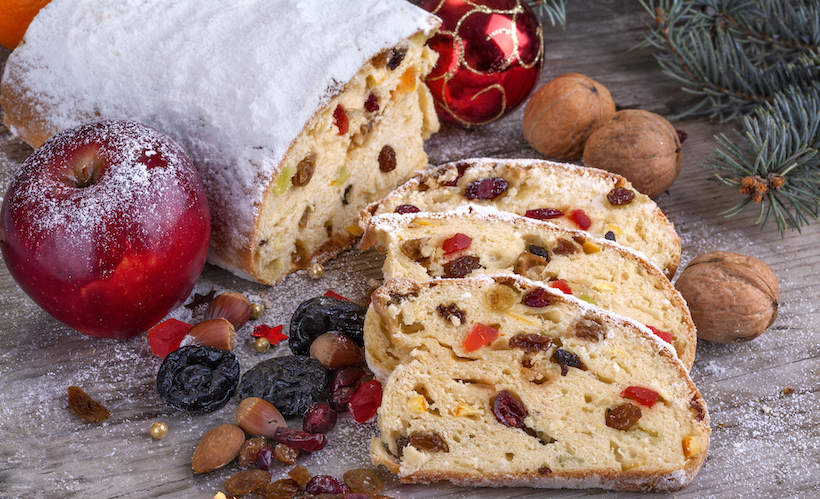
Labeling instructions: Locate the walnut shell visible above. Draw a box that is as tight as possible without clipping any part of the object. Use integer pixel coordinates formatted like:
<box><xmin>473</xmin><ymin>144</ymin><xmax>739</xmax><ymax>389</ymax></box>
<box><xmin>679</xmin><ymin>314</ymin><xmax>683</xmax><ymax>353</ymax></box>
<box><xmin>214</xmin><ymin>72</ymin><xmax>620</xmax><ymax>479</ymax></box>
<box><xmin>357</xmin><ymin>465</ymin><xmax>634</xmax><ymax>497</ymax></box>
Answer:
<box><xmin>582</xmin><ymin>109</ymin><xmax>682</xmax><ymax>198</ymax></box>
<box><xmin>674</xmin><ymin>251</ymin><xmax>779</xmax><ymax>344</ymax></box>
<box><xmin>522</xmin><ymin>73</ymin><xmax>615</xmax><ymax>160</ymax></box>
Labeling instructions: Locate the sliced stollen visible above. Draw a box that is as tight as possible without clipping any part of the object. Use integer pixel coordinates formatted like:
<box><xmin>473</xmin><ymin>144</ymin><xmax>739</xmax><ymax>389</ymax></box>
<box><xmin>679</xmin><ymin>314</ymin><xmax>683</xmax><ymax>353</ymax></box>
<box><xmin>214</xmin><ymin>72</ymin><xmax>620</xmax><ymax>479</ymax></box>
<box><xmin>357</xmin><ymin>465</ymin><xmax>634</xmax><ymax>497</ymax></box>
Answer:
<box><xmin>369</xmin><ymin>276</ymin><xmax>710</xmax><ymax>492</ymax></box>
<box><xmin>360</xmin><ymin>205</ymin><xmax>695</xmax><ymax>371</ymax></box>
<box><xmin>1</xmin><ymin>0</ymin><xmax>440</xmax><ymax>284</ymax></box>
<box><xmin>360</xmin><ymin>157</ymin><xmax>681</xmax><ymax>278</ymax></box>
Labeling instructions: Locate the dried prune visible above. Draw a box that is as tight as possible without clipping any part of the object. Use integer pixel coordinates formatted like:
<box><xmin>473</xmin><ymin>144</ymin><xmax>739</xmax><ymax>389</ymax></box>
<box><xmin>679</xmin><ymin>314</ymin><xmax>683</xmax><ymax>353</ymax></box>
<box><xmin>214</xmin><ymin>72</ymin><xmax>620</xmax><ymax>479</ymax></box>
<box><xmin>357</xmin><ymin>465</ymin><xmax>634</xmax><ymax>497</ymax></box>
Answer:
<box><xmin>156</xmin><ymin>345</ymin><xmax>239</xmax><ymax>413</ymax></box>
<box><xmin>289</xmin><ymin>296</ymin><xmax>366</xmax><ymax>355</ymax></box>
<box><xmin>237</xmin><ymin>355</ymin><xmax>330</xmax><ymax>418</ymax></box>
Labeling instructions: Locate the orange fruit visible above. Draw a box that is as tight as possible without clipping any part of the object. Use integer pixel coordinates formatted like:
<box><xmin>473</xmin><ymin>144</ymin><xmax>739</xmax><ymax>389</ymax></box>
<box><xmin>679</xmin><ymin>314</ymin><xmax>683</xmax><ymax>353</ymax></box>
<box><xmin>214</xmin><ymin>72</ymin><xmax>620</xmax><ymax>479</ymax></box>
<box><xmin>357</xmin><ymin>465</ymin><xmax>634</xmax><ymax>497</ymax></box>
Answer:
<box><xmin>0</xmin><ymin>0</ymin><xmax>52</xmax><ymax>50</ymax></box>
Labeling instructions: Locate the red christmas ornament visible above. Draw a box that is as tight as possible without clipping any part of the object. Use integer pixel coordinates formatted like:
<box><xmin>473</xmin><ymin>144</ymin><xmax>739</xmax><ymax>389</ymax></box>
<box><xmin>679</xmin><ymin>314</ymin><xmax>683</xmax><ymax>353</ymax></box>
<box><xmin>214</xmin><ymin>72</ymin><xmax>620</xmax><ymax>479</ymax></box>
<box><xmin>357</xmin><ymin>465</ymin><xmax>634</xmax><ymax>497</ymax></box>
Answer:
<box><xmin>420</xmin><ymin>0</ymin><xmax>544</xmax><ymax>127</ymax></box>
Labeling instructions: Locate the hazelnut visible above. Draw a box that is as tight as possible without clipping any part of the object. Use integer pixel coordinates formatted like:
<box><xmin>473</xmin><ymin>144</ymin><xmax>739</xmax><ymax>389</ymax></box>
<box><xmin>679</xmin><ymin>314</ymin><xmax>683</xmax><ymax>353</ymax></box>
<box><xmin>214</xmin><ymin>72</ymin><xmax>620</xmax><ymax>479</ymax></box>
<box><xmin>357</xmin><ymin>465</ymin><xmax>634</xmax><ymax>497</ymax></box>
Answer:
<box><xmin>192</xmin><ymin>424</ymin><xmax>245</xmax><ymax>474</ymax></box>
<box><xmin>674</xmin><ymin>251</ymin><xmax>779</xmax><ymax>343</ymax></box>
<box><xmin>309</xmin><ymin>332</ymin><xmax>364</xmax><ymax>369</ymax></box>
<box><xmin>235</xmin><ymin>397</ymin><xmax>286</xmax><ymax>438</ymax></box>
<box><xmin>522</xmin><ymin>73</ymin><xmax>616</xmax><ymax>160</ymax></box>
<box><xmin>583</xmin><ymin>109</ymin><xmax>683</xmax><ymax>198</ymax></box>
<box><xmin>204</xmin><ymin>291</ymin><xmax>251</xmax><ymax>329</ymax></box>
<box><xmin>181</xmin><ymin>318</ymin><xmax>237</xmax><ymax>351</ymax></box>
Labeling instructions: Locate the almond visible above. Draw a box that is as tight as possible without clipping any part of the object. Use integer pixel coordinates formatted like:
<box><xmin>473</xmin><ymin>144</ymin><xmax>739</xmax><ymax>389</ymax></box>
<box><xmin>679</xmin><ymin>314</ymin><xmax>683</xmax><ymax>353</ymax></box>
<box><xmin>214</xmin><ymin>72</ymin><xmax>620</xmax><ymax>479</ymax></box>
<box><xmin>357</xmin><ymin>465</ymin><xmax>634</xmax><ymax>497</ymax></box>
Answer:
<box><xmin>192</xmin><ymin>424</ymin><xmax>245</xmax><ymax>474</ymax></box>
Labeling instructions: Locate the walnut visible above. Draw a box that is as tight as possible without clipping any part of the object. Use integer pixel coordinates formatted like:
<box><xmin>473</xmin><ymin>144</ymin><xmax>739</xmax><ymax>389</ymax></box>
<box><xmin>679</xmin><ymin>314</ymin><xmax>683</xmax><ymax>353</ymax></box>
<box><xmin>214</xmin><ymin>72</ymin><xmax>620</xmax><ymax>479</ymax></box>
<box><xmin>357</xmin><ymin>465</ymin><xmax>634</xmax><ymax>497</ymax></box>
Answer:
<box><xmin>582</xmin><ymin>109</ymin><xmax>683</xmax><ymax>198</ymax></box>
<box><xmin>522</xmin><ymin>73</ymin><xmax>615</xmax><ymax>161</ymax></box>
<box><xmin>674</xmin><ymin>251</ymin><xmax>779</xmax><ymax>343</ymax></box>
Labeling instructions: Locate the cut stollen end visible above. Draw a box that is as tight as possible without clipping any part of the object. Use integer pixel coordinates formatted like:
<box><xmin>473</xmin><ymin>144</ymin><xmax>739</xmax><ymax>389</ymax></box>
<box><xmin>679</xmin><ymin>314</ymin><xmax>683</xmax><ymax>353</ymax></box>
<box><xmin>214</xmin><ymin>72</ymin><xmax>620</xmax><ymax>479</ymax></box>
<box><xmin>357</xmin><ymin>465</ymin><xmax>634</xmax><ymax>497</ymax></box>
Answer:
<box><xmin>359</xmin><ymin>157</ymin><xmax>681</xmax><ymax>279</ymax></box>
<box><xmin>368</xmin><ymin>276</ymin><xmax>709</xmax><ymax>492</ymax></box>
<box><xmin>1</xmin><ymin>0</ymin><xmax>441</xmax><ymax>285</ymax></box>
<box><xmin>360</xmin><ymin>204</ymin><xmax>696</xmax><ymax>370</ymax></box>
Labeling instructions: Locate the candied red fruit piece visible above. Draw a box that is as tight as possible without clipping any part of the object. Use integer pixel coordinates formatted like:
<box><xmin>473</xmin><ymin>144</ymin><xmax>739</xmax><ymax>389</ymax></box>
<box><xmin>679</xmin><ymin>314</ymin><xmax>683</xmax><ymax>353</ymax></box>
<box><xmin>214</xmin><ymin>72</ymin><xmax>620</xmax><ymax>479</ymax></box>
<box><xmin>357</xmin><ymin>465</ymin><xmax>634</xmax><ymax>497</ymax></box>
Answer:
<box><xmin>607</xmin><ymin>187</ymin><xmax>636</xmax><ymax>206</ymax></box>
<box><xmin>522</xmin><ymin>288</ymin><xmax>551</xmax><ymax>308</ymax></box>
<box><xmin>273</xmin><ymin>427</ymin><xmax>327</xmax><ymax>452</ymax></box>
<box><xmin>549</xmin><ymin>279</ymin><xmax>572</xmax><ymax>295</ymax></box>
<box><xmin>333</xmin><ymin>104</ymin><xmax>349</xmax><ymax>135</ymax></box>
<box><xmin>464</xmin><ymin>177</ymin><xmax>508</xmax><ymax>200</ymax></box>
<box><xmin>148</xmin><ymin>318</ymin><xmax>192</xmax><ymax>358</ymax></box>
<box><xmin>442</xmin><ymin>233</ymin><xmax>472</xmax><ymax>254</ymax></box>
<box><xmin>493</xmin><ymin>390</ymin><xmax>527</xmax><ymax>428</ymax></box>
<box><xmin>349</xmin><ymin>380</ymin><xmax>383</xmax><ymax>423</ymax></box>
<box><xmin>464</xmin><ymin>323</ymin><xmax>498</xmax><ymax>352</ymax></box>
<box><xmin>525</xmin><ymin>208</ymin><xmax>564</xmax><ymax>220</ymax></box>
<box><xmin>621</xmin><ymin>386</ymin><xmax>659</xmax><ymax>408</ymax></box>
<box><xmin>394</xmin><ymin>204</ymin><xmax>421</xmax><ymax>214</ymax></box>
<box><xmin>646</xmin><ymin>325</ymin><xmax>674</xmax><ymax>344</ymax></box>
<box><xmin>568</xmin><ymin>209</ymin><xmax>591</xmax><ymax>230</ymax></box>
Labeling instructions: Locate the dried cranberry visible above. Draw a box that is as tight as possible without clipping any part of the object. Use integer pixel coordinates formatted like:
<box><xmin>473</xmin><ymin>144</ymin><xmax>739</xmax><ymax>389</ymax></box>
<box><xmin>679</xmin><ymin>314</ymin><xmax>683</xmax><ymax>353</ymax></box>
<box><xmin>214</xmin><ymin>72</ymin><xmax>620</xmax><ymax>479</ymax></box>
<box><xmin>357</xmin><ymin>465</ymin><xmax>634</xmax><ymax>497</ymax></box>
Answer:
<box><xmin>332</xmin><ymin>367</ymin><xmax>366</xmax><ymax>392</ymax></box>
<box><xmin>345</xmin><ymin>494</ymin><xmax>370</xmax><ymax>499</ymax></box>
<box><xmin>303</xmin><ymin>402</ymin><xmax>337</xmax><ymax>433</ymax></box>
<box><xmin>331</xmin><ymin>384</ymin><xmax>358</xmax><ymax>412</ymax></box>
<box><xmin>525</xmin><ymin>208</ymin><xmax>564</xmax><ymax>220</ymax></box>
<box><xmin>256</xmin><ymin>444</ymin><xmax>273</xmax><ymax>470</ymax></box>
<box><xmin>365</xmin><ymin>93</ymin><xmax>379</xmax><ymax>112</ymax></box>
<box><xmin>378</xmin><ymin>145</ymin><xmax>397</xmax><ymax>172</ymax></box>
<box><xmin>464</xmin><ymin>177</ymin><xmax>508</xmax><ymax>200</ymax></box>
<box><xmin>522</xmin><ymin>288</ymin><xmax>551</xmax><ymax>308</ymax></box>
<box><xmin>508</xmin><ymin>333</ymin><xmax>553</xmax><ymax>353</ymax></box>
<box><xmin>442</xmin><ymin>233</ymin><xmax>471</xmax><ymax>254</ymax></box>
<box><xmin>606</xmin><ymin>187</ymin><xmax>636</xmax><ymax>206</ymax></box>
<box><xmin>394</xmin><ymin>204</ymin><xmax>421</xmax><ymax>214</ymax></box>
<box><xmin>443</xmin><ymin>255</ymin><xmax>481</xmax><ymax>278</ymax></box>
<box><xmin>334</xmin><ymin>104</ymin><xmax>349</xmax><ymax>135</ymax></box>
<box><xmin>568</xmin><ymin>209</ymin><xmax>591</xmax><ymax>230</ymax></box>
<box><xmin>493</xmin><ymin>390</ymin><xmax>527</xmax><ymax>428</ymax></box>
<box><xmin>349</xmin><ymin>380</ymin><xmax>382</xmax><ymax>423</ymax></box>
<box><xmin>676</xmin><ymin>129</ymin><xmax>688</xmax><ymax>143</ymax></box>
<box><xmin>551</xmin><ymin>348</ymin><xmax>585</xmax><ymax>376</ymax></box>
<box><xmin>273</xmin><ymin>426</ymin><xmax>327</xmax><ymax>452</ymax></box>
<box><xmin>306</xmin><ymin>475</ymin><xmax>351</xmax><ymax>495</ymax></box>
<box><xmin>442</xmin><ymin>162</ymin><xmax>470</xmax><ymax>186</ymax></box>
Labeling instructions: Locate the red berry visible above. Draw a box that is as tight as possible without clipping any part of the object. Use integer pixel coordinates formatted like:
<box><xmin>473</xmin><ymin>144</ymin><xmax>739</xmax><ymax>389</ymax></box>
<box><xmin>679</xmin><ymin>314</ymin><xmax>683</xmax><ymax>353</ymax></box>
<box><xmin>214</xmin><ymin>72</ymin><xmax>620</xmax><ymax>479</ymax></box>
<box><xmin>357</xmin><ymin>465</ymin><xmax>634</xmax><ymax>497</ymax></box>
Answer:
<box><xmin>365</xmin><ymin>93</ymin><xmax>379</xmax><ymax>113</ymax></box>
<box><xmin>333</xmin><ymin>104</ymin><xmax>349</xmax><ymax>135</ymax></box>
<box><xmin>273</xmin><ymin>427</ymin><xmax>327</xmax><ymax>452</ymax></box>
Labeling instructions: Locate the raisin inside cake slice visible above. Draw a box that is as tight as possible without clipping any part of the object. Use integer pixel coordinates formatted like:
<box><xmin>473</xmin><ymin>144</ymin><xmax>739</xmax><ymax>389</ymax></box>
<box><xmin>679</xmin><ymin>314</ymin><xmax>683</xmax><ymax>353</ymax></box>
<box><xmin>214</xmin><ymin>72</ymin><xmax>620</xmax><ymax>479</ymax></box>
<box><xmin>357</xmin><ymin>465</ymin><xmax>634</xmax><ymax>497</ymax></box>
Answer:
<box><xmin>361</xmin><ymin>205</ymin><xmax>695</xmax><ymax>371</ymax></box>
<box><xmin>360</xmin><ymin>157</ymin><xmax>681</xmax><ymax>278</ymax></box>
<box><xmin>369</xmin><ymin>276</ymin><xmax>709</xmax><ymax>492</ymax></box>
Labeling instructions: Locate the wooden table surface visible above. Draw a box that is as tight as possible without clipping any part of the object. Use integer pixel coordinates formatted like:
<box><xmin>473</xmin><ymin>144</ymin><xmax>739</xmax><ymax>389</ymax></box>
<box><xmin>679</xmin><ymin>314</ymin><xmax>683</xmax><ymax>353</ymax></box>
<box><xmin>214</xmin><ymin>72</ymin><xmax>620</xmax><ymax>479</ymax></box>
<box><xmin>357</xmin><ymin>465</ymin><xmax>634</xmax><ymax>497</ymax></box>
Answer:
<box><xmin>1</xmin><ymin>1</ymin><xmax>819</xmax><ymax>498</ymax></box>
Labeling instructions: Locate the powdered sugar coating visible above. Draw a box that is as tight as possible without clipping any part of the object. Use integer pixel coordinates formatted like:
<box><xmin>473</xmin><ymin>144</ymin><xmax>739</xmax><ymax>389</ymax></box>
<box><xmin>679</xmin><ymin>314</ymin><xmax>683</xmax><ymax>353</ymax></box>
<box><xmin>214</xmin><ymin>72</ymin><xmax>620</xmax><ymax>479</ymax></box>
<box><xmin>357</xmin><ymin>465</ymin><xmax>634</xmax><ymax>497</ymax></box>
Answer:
<box><xmin>4</xmin><ymin>0</ymin><xmax>439</xmax><ymax>263</ymax></box>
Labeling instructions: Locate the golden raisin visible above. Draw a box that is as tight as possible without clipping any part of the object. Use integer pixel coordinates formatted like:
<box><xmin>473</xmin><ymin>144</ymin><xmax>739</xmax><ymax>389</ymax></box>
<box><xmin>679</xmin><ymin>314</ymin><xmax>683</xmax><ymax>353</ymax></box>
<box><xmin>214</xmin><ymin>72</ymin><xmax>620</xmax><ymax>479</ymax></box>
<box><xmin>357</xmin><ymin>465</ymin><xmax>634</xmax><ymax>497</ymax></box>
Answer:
<box><xmin>409</xmin><ymin>432</ymin><xmax>450</xmax><ymax>452</ymax></box>
<box><xmin>343</xmin><ymin>468</ymin><xmax>384</xmax><ymax>496</ymax></box>
<box><xmin>260</xmin><ymin>478</ymin><xmax>300</xmax><ymax>499</ymax></box>
<box><xmin>239</xmin><ymin>437</ymin><xmax>268</xmax><ymax>468</ymax></box>
<box><xmin>274</xmin><ymin>443</ymin><xmax>299</xmax><ymax>465</ymax></box>
<box><xmin>288</xmin><ymin>465</ymin><xmax>312</xmax><ymax>486</ymax></box>
<box><xmin>224</xmin><ymin>469</ymin><xmax>271</xmax><ymax>496</ymax></box>
<box><xmin>605</xmin><ymin>403</ymin><xmax>642</xmax><ymax>430</ymax></box>
<box><xmin>67</xmin><ymin>386</ymin><xmax>110</xmax><ymax>422</ymax></box>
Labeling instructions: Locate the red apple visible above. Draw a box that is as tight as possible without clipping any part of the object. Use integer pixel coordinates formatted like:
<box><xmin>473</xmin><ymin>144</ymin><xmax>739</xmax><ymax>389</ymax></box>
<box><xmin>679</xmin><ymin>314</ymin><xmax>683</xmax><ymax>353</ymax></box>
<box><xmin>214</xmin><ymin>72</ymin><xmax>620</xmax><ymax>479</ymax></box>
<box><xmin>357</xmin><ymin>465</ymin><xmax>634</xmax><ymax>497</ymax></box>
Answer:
<box><xmin>0</xmin><ymin>120</ymin><xmax>211</xmax><ymax>339</ymax></box>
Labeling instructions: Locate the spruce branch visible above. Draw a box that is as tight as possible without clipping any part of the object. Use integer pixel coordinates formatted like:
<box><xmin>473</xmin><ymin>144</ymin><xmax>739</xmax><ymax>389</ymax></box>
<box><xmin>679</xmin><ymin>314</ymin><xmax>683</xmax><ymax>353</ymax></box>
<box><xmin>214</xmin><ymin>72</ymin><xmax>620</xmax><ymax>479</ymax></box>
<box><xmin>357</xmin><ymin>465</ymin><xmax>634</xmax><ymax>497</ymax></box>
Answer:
<box><xmin>526</xmin><ymin>0</ymin><xmax>568</xmax><ymax>28</ymax></box>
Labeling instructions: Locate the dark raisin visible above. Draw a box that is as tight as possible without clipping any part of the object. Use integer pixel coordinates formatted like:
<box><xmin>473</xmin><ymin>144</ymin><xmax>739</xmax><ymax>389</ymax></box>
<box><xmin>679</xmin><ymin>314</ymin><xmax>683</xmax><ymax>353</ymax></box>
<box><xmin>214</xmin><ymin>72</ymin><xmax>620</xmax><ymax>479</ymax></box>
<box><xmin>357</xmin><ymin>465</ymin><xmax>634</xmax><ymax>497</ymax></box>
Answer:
<box><xmin>378</xmin><ymin>145</ymin><xmax>397</xmax><ymax>172</ymax></box>
<box><xmin>605</xmin><ymin>403</ymin><xmax>642</xmax><ymax>430</ymax></box>
<box><xmin>528</xmin><ymin>244</ymin><xmax>550</xmax><ymax>259</ymax></box>
<box><xmin>604</xmin><ymin>231</ymin><xmax>616</xmax><ymax>241</ymax></box>
<box><xmin>400</xmin><ymin>238</ymin><xmax>428</xmax><ymax>263</ymax></box>
<box><xmin>509</xmin><ymin>333</ymin><xmax>553</xmax><ymax>353</ymax></box>
<box><xmin>464</xmin><ymin>177</ymin><xmax>508</xmax><ymax>200</ymax></box>
<box><xmin>306</xmin><ymin>475</ymin><xmax>351</xmax><ymax>495</ymax></box>
<box><xmin>522</xmin><ymin>288</ymin><xmax>551</xmax><ymax>308</ymax></box>
<box><xmin>289</xmin><ymin>296</ymin><xmax>366</xmax><ymax>355</ymax></box>
<box><xmin>394</xmin><ymin>204</ymin><xmax>420</xmax><ymax>214</ymax></box>
<box><xmin>365</xmin><ymin>93</ymin><xmax>379</xmax><ymax>112</ymax></box>
<box><xmin>156</xmin><ymin>345</ymin><xmax>240</xmax><ymax>413</ymax></box>
<box><xmin>342</xmin><ymin>185</ymin><xmax>352</xmax><ymax>205</ymax></box>
<box><xmin>67</xmin><ymin>386</ymin><xmax>110</xmax><ymax>422</ymax></box>
<box><xmin>436</xmin><ymin>303</ymin><xmax>466</xmax><ymax>325</ymax></box>
<box><xmin>607</xmin><ymin>187</ymin><xmax>636</xmax><ymax>206</ymax></box>
<box><xmin>237</xmin><ymin>355</ymin><xmax>329</xmax><ymax>418</ymax></box>
<box><xmin>261</xmin><ymin>478</ymin><xmax>300</xmax><ymax>499</ymax></box>
<box><xmin>303</xmin><ymin>402</ymin><xmax>337</xmax><ymax>433</ymax></box>
<box><xmin>387</xmin><ymin>49</ymin><xmax>406</xmax><ymax>70</ymax></box>
<box><xmin>343</xmin><ymin>468</ymin><xmax>384</xmax><ymax>496</ymax></box>
<box><xmin>224</xmin><ymin>469</ymin><xmax>271</xmax><ymax>496</ymax></box>
<box><xmin>574</xmin><ymin>316</ymin><xmax>606</xmax><ymax>342</ymax></box>
<box><xmin>274</xmin><ymin>426</ymin><xmax>328</xmax><ymax>453</ymax></box>
<box><xmin>292</xmin><ymin>154</ymin><xmax>316</xmax><ymax>187</ymax></box>
<box><xmin>552</xmin><ymin>238</ymin><xmax>577</xmax><ymax>255</ymax></box>
<box><xmin>493</xmin><ymin>390</ymin><xmax>528</xmax><ymax>428</ymax></box>
<box><xmin>524</xmin><ymin>208</ymin><xmax>564</xmax><ymax>220</ymax></box>
<box><xmin>443</xmin><ymin>255</ymin><xmax>481</xmax><ymax>278</ymax></box>
<box><xmin>409</xmin><ymin>432</ymin><xmax>450</xmax><ymax>452</ymax></box>
<box><xmin>551</xmin><ymin>349</ymin><xmax>585</xmax><ymax>376</ymax></box>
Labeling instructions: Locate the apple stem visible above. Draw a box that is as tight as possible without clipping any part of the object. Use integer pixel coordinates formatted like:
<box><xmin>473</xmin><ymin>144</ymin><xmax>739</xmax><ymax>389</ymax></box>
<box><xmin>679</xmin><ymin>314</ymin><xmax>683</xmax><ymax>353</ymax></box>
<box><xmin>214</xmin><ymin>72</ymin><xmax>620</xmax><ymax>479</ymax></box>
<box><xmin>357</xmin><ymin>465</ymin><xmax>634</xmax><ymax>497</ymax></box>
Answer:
<box><xmin>64</xmin><ymin>152</ymin><xmax>104</xmax><ymax>188</ymax></box>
